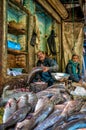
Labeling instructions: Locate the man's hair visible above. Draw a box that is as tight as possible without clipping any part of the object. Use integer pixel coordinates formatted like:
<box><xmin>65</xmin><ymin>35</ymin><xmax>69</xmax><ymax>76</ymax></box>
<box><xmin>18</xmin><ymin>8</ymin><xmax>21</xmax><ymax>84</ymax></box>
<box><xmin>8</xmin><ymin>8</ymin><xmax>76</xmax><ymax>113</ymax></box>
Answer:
<box><xmin>37</xmin><ymin>50</ymin><xmax>46</xmax><ymax>55</ymax></box>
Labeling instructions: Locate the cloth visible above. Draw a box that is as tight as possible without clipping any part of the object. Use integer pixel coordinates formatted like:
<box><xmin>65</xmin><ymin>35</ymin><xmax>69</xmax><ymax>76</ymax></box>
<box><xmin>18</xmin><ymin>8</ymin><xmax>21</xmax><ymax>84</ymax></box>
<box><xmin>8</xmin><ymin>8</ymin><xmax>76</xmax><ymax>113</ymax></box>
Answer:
<box><xmin>33</xmin><ymin>58</ymin><xmax>59</xmax><ymax>86</ymax></box>
<box><xmin>47</xmin><ymin>30</ymin><xmax>56</xmax><ymax>55</ymax></box>
<box><xmin>65</xmin><ymin>60</ymin><xmax>82</xmax><ymax>82</ymax></box>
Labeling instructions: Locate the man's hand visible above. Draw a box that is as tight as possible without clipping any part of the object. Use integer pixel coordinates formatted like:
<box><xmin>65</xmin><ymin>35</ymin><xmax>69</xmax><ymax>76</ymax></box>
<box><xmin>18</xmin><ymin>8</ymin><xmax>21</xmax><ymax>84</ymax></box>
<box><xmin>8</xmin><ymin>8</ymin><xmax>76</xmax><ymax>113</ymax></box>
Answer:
<box><xmin>42</xmin><ymin>66</ymin><xmax>49</xmax><ymax>72</ymax></box>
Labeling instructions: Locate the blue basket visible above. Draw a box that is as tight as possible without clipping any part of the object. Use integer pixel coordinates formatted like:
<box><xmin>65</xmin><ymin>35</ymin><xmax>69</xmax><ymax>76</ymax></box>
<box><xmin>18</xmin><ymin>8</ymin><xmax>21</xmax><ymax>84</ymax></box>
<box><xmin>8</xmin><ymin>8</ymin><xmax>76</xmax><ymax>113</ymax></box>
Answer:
<box><xmin>7</xmin><ymin>40</ymin><xmax>21</xmax><ymax>50</ymax></box>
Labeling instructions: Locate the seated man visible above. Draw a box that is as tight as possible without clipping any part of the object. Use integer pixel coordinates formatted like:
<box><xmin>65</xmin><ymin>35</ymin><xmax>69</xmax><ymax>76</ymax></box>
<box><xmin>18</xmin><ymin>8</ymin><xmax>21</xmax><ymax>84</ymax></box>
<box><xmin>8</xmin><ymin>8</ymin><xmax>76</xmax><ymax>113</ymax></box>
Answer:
<box><xmin>33</xmin><ymin>50</ymin><xmax>59</xmax><ymax>86</ymax></box>
<box><xmin>65</xmin><ymin>54</ymin><xmax>82</xmax><ymax>84</ymax></box>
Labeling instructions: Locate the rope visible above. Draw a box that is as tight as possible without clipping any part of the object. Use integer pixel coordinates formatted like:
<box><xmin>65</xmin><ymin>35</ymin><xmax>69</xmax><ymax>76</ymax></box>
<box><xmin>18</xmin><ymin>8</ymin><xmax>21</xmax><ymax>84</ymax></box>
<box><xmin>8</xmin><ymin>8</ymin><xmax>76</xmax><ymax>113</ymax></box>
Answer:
<box><xmin>71</xmin><ymin>0</ymin><xmax>75</xmax><ymax>52</ymax></box>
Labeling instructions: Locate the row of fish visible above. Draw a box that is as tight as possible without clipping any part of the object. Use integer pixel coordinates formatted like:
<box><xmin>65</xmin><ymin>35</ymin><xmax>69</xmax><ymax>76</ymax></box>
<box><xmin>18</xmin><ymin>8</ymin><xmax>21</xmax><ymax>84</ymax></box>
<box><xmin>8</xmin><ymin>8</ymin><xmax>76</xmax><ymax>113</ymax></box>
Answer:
<box><xmin>0</xmin><ymin>67</ymin><xmax>86</xmax><ymax>129</ymax></box>
<box><xmin>0</xmin><ymin>84</ymin><xmax>86</xmax><ymax>130</ymax></box>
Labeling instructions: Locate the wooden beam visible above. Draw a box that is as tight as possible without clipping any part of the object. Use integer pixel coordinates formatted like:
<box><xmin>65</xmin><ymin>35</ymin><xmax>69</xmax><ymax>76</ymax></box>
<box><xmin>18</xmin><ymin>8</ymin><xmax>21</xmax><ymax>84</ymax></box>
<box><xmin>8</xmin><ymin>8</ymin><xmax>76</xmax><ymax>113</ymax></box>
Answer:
<box><xmin>35</xmin><ymin>0</ymin><xmax>61</xmax><ymax>23</ymax></box>
<box><xmin>46</xmin><ymin>0</ymin><xmax>68</xmax><ymax>19</ymax></box>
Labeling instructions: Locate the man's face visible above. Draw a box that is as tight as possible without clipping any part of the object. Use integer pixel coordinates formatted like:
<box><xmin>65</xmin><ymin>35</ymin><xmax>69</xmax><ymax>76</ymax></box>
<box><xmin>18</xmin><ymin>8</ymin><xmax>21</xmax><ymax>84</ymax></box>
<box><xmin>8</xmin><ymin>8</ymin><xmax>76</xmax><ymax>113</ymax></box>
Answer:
<box><xmin>72</xmin><ymin>56</ymin><xmax>79</xmax><ymax>63</ymax></box>
<box><xmin>37</xmin><ymin>52</ymin><xmax>46</xmax><ymax>61</ymax></box>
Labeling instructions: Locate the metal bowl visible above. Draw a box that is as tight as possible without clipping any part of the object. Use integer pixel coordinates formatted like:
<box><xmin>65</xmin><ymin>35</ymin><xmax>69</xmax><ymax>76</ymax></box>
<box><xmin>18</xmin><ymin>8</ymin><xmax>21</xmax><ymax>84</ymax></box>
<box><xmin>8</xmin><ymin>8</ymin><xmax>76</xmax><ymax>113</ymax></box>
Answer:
<box><xmin>51</xmin><ymin>73</ymin><xmax>70</xmax><ymax>81</ymax></box>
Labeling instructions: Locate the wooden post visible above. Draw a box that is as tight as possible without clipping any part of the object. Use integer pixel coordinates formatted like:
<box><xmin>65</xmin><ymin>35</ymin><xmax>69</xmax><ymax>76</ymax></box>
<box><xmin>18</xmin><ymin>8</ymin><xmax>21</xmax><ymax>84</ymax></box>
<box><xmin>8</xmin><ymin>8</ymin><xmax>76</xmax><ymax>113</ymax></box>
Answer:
<box><xmin>0</xmin><ymin>0</ymin><xmax>4</xmax><ymax>92</ymax></box>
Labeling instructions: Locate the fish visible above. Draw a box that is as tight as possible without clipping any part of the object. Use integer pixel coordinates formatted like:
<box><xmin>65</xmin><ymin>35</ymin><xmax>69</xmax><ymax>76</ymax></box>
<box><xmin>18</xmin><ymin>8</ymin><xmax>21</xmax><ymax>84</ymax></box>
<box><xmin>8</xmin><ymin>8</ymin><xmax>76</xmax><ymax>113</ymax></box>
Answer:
<box><xmin>60</xmin><ymin>99</ymin><xmax>84</xmax><ymax>117</ymax></box>
<box><xmin>15</xmin><ymin>114</ymin><xmax>35</xmax><ymax>130</ymax></box>
<box><xmin>3</xmin><ymin>98</ymin><xmax>17</xmax><ymax>123</ymax></box>
<box><xmin>34</xmin><ymin>97</ymin><xmax>49</xmax><ymax>112</ymax></box>
<box><xmin>56</xmin><ymin>118</ymin><xmax>86</xmax><ymax>130</ymax></box>
<box><xmin>15</xmin><ymin>101</ymin><xmax>54</xmax><ymax>130</ymax></box>
<box><xmin>27</xmin><ymin>67</ymin><xmax>43</xmax><ymax>85</ymax></box>
<box><xmin>34</xmin><ymin>108</ymin><xmax>64</xmax><ymax>130</ymax></box>
<box><xmin>0</xmin><ymin>97</ymin><xmax>9</xmax><ymax>107</ymax></box>
<box><xmin>80</xmin><ymin>102</ymin><xmax>86</xmax><ymax>112</ymax></box>
<box><xmin>54</xmin><ymin>104</ymin><xmax>66</xmax><ymax>111</ymax></box>
<box><xmin>53</xmin><ymin>111</ymin><xmax>86</xmax><ymax>130</ymax></box>
<box><xmin>34</xmin><ymin>101</ymin><xmax>54</xmax><ymax>125</ymax></box>
<box><xmin>17</xmin><ymin>94</ymin><xmax>28</xmax><ymax>109</ymax></box>
<box><xmin>50</xmin><ymin>93</ymin><xmax>65</xmax><ymax>105</ymax></box>
<box><xmin>66</xmin><ymin>111</ymin><xmax>86</xmax><ymax>122</ymax></box>
<box><xmin>28</xmin><ymin>92</ymin><xmax>38</xmax><ymax>111</ymax></box>
<box><xmin>0</xmin><ymin>105</ymin><xmax>31</xmax><ymax>130</ymax></box>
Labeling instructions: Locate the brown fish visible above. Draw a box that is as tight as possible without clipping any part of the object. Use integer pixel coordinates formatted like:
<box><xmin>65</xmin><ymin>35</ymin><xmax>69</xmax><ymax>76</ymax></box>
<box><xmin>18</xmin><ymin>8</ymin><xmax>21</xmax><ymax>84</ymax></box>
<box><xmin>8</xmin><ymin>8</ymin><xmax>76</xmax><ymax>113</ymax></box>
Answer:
<box><xmin>15</xmin><ymin>116</ymin><xmax>35</xmax><ymax>130</ymax></box>
<box><xmin>0</xmin><ymin>105</ymin><xmax>31</xmax><ymax>130</ymax></box>
<box><xmin>27</xmin><ymin>67</ymin><xmax>43</xmax><ymax>85</ymax></box>
<box><xmin>60</xmin><ymin>99</ymin><xmax>84</xmax><ymax>117</ymax></box>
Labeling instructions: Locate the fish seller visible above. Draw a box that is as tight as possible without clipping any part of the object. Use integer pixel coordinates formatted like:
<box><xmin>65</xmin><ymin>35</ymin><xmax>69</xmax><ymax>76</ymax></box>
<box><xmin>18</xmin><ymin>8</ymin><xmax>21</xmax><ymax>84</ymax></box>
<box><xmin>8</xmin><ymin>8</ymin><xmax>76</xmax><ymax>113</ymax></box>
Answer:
<box><xmin>32</xmin><ymin>50</ymin><xmax>59</xmax><ymax>86</ymax></box>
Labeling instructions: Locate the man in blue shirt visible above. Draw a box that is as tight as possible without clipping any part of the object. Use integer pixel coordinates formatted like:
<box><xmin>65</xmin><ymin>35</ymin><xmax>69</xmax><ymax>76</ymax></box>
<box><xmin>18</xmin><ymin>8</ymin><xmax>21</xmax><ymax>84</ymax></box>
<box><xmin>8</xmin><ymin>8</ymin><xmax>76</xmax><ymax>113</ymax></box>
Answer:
<box><xmin>34</xmin><ymin>50</ymin><xmax>59</xmax><ymax>86</ymax></box>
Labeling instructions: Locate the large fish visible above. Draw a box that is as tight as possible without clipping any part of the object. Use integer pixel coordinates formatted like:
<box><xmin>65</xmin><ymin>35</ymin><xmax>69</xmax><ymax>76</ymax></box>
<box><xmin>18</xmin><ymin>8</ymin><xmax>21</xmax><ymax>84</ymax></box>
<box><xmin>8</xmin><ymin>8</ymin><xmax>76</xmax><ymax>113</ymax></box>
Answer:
<box><xmin>3</xmin><ymin>98</ymin><xmax>17</xmax><ymax>123</ymax></box>
<box><xmin>0</xmin><ymin>105</ymin><xmax>31</xmax><ymax>130</ymax></box>
<box><xmin>34</xmin><ymin>100</ymin><xmax>54</xmax><ymax>125</ymax></box>
<box><xmin>17</xmin><ymin>94</ymin><xmax>28</xmax><ymax>109</ymax></box>
<box><xmin>35</xmin><ymin>97</ymin><xmax>49</xmax><ymax>112</ymax></box>
<box><xmin>15</xmin><ymin>114</ymin><xmax>35</xmax><ymax>130</ymax></box>
<box><xmin>34</xmin><ymin>108</ymin><xmax>64</xmax><ymax>130</ymax></box>
<box><xmin>15</xmin><ymin>101</ymin><xmax>54</xmax><ymax>130</ymax></box>
<box><xmin>66</xmin><ymin>111</ymin><xmax>86</xmax><ymax>123</ymax></box>
<box><xmin>60</xmin><ymin>99</ymin><xmax>84</xmax><ymax>117</ymax></box>
<box><xmin>28</xmin><ymin>92</ymin><xmax>38</xmax><ymax>111</ymax></box>
<box><xmin>56</xmin><ymin>118</ymin><xmax>86</xmax><ymax>130</ymax></box>
<box><xmin>27</xmin><ymin>67</ymin><xmax>43</xmax><ymax>85</ymax></box>
<box><xmin>53</xmin><ymin>111</ymin><xmax>86</xmax><ymax>130</ymax></box>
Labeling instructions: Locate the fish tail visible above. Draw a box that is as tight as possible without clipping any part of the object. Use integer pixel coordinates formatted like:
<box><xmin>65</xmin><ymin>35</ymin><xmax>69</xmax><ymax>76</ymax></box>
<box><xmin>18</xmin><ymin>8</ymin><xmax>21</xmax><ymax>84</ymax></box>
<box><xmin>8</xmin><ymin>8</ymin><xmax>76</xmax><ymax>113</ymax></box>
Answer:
<box><xmin>0</xmin><ymin>124</ymin><xmax>4</xmax><ymax>130</ymax></box>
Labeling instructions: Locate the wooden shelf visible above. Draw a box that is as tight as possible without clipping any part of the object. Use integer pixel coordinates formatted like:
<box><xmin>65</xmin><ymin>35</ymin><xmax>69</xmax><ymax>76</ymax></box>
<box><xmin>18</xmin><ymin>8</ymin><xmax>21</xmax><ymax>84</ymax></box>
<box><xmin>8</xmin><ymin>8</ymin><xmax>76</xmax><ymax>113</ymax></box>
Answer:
<box><xmin>8</xmin><ymin>25</ymin><xmax>26</xmax><ymax>35</ymax></box>
<box><xmin>7</xmin><ymin>48</ymin><xmax>28</xmax><ymax>55</ymax></box>
<box><xmin>8</xmin><ymin>0</ymin><xmax>30</xmax><ymax>15</ymax></box>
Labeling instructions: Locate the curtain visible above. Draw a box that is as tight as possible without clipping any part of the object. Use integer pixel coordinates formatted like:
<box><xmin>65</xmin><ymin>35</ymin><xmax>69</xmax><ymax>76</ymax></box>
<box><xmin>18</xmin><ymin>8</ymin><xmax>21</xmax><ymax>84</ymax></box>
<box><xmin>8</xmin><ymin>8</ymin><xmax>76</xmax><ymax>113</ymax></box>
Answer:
<box><xmin>62</xmin><ymin>22</ymin><xmax>84</xmax><ymax>72</ymax></box>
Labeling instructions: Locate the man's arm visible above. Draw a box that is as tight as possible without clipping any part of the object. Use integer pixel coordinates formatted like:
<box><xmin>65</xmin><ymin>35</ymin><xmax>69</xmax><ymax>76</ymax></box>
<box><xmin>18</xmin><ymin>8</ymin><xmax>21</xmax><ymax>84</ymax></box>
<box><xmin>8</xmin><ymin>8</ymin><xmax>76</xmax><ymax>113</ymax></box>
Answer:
<box><xmin>48</xmin><ymin>59</ymin><xmax>59</xmax><ymax>72</ymax></box>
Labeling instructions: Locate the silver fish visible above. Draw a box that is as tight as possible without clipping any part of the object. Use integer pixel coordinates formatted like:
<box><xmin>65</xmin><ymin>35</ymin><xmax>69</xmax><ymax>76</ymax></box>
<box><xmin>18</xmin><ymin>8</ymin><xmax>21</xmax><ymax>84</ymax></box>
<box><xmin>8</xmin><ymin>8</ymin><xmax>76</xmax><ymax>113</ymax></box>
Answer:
<box><xmin>3</xmin><ymin>98</ymin><xmax>17</xmax><ymax>123</ymax></box>
<box><xmin>27</xmin><ymin>67</ymin><xmax>43</xmax><ymax>85</ymax></box>
<box><xmin>56</xmin><ymin>118</ymin><xmax>86</xmax><ymax>130</ymax></box>
<box><xmin>16</xmin><ymin>101</ymin><xmax>54</xmax><ymax>130</ymax></box>
<box><xmin>17</xmin><ymin>94</ymin><xmax>28</xmax><ymax>109</ymax></box>
<box><xmin>34</xmin><ymin>97</ymin><xmax>49</xmax><ymax>112</ymax></box>
<box><xmin>28</xmin><ymin>92</ymin><xmax>38</xmax><ymax>111</ymax></box>
<box><xmin>0</xmin><ymin>105</ymin><xmax>31</xmax><ymax>130</ymax></box>
<box><xmin>34</xmin><ymin>108</ymin><xmax>63</xmax><ymax>130</ymax></box>
<box><xmin>34</xmin><ymin>100</ymin><xmax>54</xmax><ymax>126</ymax></box>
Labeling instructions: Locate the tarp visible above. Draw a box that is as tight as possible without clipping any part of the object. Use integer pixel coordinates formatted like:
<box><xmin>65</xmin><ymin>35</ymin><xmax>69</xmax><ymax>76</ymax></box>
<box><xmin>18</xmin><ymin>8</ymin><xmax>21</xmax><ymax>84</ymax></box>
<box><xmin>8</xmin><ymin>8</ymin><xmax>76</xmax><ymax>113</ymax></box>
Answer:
<box><xmin>62</xmin><ymin>22</ymin><xmax>84</xmax><ymax>72</ymax></box>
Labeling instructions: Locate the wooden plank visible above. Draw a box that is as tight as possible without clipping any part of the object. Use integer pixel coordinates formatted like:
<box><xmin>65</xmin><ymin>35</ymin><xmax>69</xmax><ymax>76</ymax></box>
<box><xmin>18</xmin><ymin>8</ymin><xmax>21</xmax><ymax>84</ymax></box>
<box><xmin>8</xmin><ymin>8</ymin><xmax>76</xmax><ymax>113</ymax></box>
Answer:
<box><xmin>35</xmin><ymin>0</ymin><xmax>61</xmax><ymax>23</ymax></box>
<box><xmin>8</xmin><ymin>0</ymin><xmax>30</xmax><ymax>15</ymax></box>
<box><xmin>46</xmin><ymin>0</ymin><xmax>68</xmax><ymax>19</ymax></box>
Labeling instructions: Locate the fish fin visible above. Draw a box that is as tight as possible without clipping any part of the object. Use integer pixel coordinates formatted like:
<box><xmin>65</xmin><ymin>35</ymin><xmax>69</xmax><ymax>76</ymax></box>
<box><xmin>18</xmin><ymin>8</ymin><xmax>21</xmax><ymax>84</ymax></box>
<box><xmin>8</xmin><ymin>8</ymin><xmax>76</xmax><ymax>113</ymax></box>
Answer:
<box><xmin>17</xmin><ymin>99</ymin><xmax>20</xmax><ymax>103</ymax></box>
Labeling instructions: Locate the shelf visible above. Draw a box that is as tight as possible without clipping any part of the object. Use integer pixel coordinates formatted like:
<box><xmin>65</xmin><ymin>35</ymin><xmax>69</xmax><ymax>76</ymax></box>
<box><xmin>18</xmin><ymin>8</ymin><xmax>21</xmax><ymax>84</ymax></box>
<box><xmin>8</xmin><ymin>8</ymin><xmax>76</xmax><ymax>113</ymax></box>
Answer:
<box><xmin>8</xmin><ymin>0</ymin><xmax>30</xmax><ymax>15</ymax></box>
<box><xmin>8</xmin><ymin>24</ymin><xmax>26</xmax><ymax>35</ymax></box>
<box><xmin>7</xmin><ymin>48</ymin><xmax>28</xmax><ymax>55</ymax></box>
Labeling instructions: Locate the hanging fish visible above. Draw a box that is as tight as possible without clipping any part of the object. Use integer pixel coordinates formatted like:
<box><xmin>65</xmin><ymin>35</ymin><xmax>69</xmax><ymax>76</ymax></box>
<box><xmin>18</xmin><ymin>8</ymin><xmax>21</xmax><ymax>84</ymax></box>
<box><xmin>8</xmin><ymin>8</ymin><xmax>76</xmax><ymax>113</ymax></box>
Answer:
<box><xmin>47</xmin><ymin>30</ymin><xmax>57</xmax><ymax>55</ymax></box>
